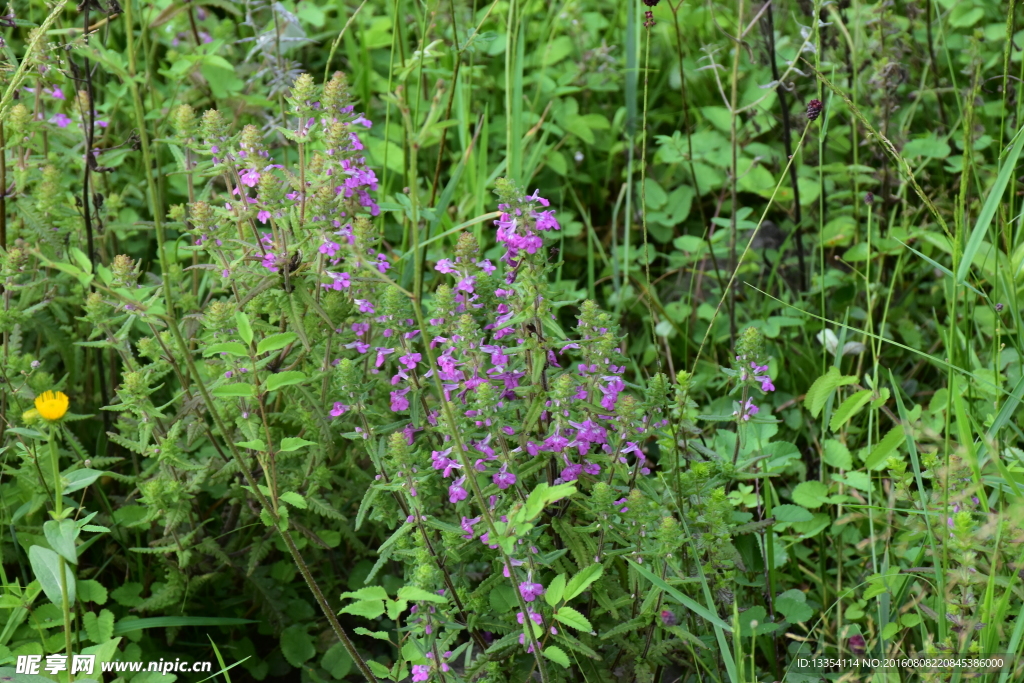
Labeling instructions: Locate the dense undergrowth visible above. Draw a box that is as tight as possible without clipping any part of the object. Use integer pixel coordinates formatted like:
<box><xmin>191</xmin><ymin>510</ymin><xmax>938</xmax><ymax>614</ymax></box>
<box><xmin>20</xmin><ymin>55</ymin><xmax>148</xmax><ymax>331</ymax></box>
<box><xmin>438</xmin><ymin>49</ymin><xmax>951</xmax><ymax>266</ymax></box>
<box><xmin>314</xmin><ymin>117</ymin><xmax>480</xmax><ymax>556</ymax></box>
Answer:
<box><xmin>1</xmin><ymin>1</ymin><xmax>1024</xmax><ymax>682</ymax></box>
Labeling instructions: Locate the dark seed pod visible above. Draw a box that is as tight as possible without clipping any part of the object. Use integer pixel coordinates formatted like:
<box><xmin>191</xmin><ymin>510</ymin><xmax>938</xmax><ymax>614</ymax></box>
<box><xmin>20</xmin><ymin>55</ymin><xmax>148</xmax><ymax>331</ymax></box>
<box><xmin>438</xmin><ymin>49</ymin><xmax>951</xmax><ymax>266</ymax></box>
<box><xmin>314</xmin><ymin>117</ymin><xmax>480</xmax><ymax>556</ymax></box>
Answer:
<box><xmin>806</xmin><ymin>99</ymin><xmax>823</xmax><ymax>121</ymax></box>
<box><xmin>642</xmin><ymin>0</ymin><xmax>660</xmax><ymax>6</ymax></box>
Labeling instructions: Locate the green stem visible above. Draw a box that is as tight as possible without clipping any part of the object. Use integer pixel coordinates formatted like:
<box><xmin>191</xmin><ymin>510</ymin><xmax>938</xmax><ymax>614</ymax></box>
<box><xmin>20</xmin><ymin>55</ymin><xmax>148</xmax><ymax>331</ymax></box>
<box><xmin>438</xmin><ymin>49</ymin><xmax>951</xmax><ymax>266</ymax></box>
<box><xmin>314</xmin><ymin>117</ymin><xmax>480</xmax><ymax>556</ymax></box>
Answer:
<box><xmin>49</xmin><ymin>426</ymin><xmax>74</xmax><ymax>680</ymax></box>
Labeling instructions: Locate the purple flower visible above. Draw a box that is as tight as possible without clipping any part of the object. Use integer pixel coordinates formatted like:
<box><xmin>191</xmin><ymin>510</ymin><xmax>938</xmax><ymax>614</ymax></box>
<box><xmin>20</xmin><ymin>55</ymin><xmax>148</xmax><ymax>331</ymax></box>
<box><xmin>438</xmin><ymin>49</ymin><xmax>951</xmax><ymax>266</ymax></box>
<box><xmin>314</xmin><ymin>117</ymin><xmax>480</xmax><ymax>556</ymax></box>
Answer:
<box><xmin>449</xmin><ymin>476</ymin><xmax>468</xmax><ymax>503</ymax></box>
<box><xmin>390</xmin><ymin>388</ymin><xmax>411</xmax><ymax>412</ymax></box>
<box><xmin>435</xmin><ymin>258</ymin><xmax>457</xmax><ymax>274</ymax></box>
<box><xmin>614</xmin><ymin>497</ymin><xmax>629</xmax><ymax>513</ymax></box>
<box><xmin>411</xmin><ymin>664</ymin><xmax>430</xmax><ymax>682</ymax></box>
<box><xmin>733</xmin><ymin>398</ymin><xmax>759</xmax><ymax>421</ymax></box>
<box><xmin>519</xmin><ymin>582</ymin><xmax>544</xmax><ymax>602</ymax></box>
<box><xmin>661</xmin><ymin>610</ymin><xmax>677</xmax><ymax>626</ymax></box>
<box><xmin>261</xmin><ymin>252</ymin><xmax>280</xmax><ymax>272</ymax></box>
<box><xmin>48</xmin><ymin>87</ymin><xmax>65</xmax><ymax>100</ymax></box>
<box><xmin>517</xmin><ymin>609</ymin><xmax>543</xmax><ymax>625</ymax></box>
<box><xmin>460</xmin><ymin>515</ymin><xmax>481</xmax><ymax>539</ymax></box>
<box><xmin>322</xmin><ymin>271</ymin><xmax>351</xmax><ymax>290</ymax></box>
<box><xmin>330</xmin><ymin>402</ymin><xmax>348</xmax><ymax>417</ymax></box>
<box><xmin>240</xmin><ymin>168</ymin><xmax>260</xmax><ymax>187</ymax></box>
<box><xmin>478</xmin><ymin>259</ymin><xmax>496</xmax><ymax>275</ymax></box>
<box><xmin>493</xmin><ymin>465</ymin><xmax>516</xmax><ymax>490</ymax></box>
<box><xmin>257</xmin><ymin>210</ymin><xmax>272</xmax><ymax>224</ymax></box>
<box><xmin>355</xmin><ymin>299</ymin><xmax>375</xmax><ymax>314</ymax></box>
<box><xmin>50</xmin><ymin>112</ymin><xmax>71</xmax><ymax>128</ymax></box>
<box><xmin>319</xmin><ymin>240</ymin><xmax>340</xmax><ymax>257</ymax></box>
<box><xmin>399</xmin><ymin>352</ymin><xmax>422</xmax><ymax>369</ymax></box>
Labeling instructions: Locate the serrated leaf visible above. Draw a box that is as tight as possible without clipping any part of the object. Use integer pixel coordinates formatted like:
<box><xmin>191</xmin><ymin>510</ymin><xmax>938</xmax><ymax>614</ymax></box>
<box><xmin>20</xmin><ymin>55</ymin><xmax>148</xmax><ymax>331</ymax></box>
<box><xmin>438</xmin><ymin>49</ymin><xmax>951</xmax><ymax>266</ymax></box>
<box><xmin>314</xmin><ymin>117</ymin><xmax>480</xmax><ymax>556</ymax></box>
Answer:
<box><xmin>804</xmin><ymin>367</ymin><xmax>857</xmax><ymax>419</ymax></box>
<box><xmin>829</xmin><ymin>389</ymin><xmax>873</xmax><ymax>431</ymax></box>
<box><xmin>257</xmin><ymin>332</ymin><xmax>298</xmax><ymax>355</ymax></box>
<box><xmin>542</xmin><ymin>646</ymin><xmax>571</xmax><ymax>668</ymax></box>
<box><xmin>339</xmin><ymin>600</ymin><xmax>385</xmax><ymax>619</ymax></box>
<box><xmin>564</xmin><ymin>564</ymin><xmax>603</xmax><ymax>601</ymax></box>
<box><xmin>84</xmin><ymin>609</ymin><xmax>114</xmax><ymax>643</ymax></box>
<box><xmin>279</xmin><ymin>492</ymin><xmax>307</xmax><ymax>509</ymax></box>
<box><xmin>864</xmin><ymin>425</ymin><xmax>906</xmax><ymax>470</ymax></box>
<box><xmin>353</xmin><ymin>627</ymin><xmax>391</xmax><ymax>641</ymax></box>
<box><xmin>554</xmin><ymin>605</ymin><xmax>592</xmax><ymax>631</ymax></box>
<box><xmin>78</xmin><ymin>580</ymin><xmax>108</xmax><ymax>605</ymax></box>
<box><xmin>397</xmin><ymin>586</ymin><xmax>447</xmax><ymax>603</ymax></box>
<box><xmin>545</xmin><ymin>574</ymin><xmax>566</xmax><ymax>607</ymax></box>
<box><xmin>340</xmin><ymin>586</ymin><xmax>389</xmax><ymax>601</ymax></box>
<box><xmin>265</xmin><ymin>371</ymin><xmax>307</xmax><ymax>392</ymax></box>
<box><xmin>822</xmin><ymin>439</ymin><xmax>852</xmax><ymax>469</ymax></box>
<box><xmin>791</xmin><ymin>481</ymin><xmax>830</xmax><ymax>509</ymax></box>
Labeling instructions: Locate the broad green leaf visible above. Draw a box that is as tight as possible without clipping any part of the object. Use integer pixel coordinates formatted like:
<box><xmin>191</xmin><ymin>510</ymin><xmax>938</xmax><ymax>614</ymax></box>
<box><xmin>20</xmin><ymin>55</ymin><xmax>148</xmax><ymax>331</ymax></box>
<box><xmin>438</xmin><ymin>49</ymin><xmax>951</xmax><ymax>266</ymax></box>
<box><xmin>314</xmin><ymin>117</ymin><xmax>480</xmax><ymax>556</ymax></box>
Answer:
<box><xmin>775</xmin><ymin>589</ymin><xmax>813</xmax><ymax>623</ymax></box>
<box><xmin>203</xmin><ymin>342</ymin><xmax>250</xmax><ymax>357</ymax></box>
<box><xmin>64</xmin><ymin>469</ymin><xmax>104</xmax><ymax>494</ymax></box>
<box><xmin>265</xmin><ymin>371</ymin><xmax>307</xmax><ymax>391</ymax></box>
<box><xmin>279</xmin><ymin>437</ymin><xmax>316</xmax><ymax>452</ymax></box>
<box><xmin>212</xmin><ymin>383</ymin><xmax>256</xmax><ymax>398</ymax></box>
<box><xmin>257</xmin><ymin>332</ymin><xmax>298</xmax><ymax>355</ymax></box>
<box><xmin>545</xmin><ymin>573</ymin><xmax>566</xmax><ymax>607</ymax></box>
<box><xmin>525</xmin><ymin>482</ymin><xmax>577</xmax><ymax>521</ymax></box>
<box><xmin>83</xmin><ymin>609</ymin><xmax>115</xmax><ymax>643</ymax></box>
<box><xmin>339</xmin><ymin>600</ymin><xmax>385</xmax><ymax>619</ymax></box>
<box><xmin>772</xmin><ymin>504</ymin><xmax>813</xmax><ymax>523</ymax></box>
<box><xmin>43</xmin><ymin>519</ymin><xmax>78</xmax><ymax>564</ymax></box>
<box><xmin>804</xmin><ymin>367</ymin><xmax>857</xmax><ymax>419</ymax></box>
<box><xmin>235</xmin><ymin>439</ymin><xmax>267</xmax><ymax>451</ymax></box>
<box><xmin>791</xmin><ymin>481</ymin><xmax>830</xmax><ymax>509</ymax></box>
<box><xmin>340</xmin><ymin>586</ymin><xmax>389</xmax><ymax>601</ymax></box>
<box><xmin>554</xmin><ymin>605</ymin><xmax>592</xmax><ymax>632</ymax></box>
<box><xmin>235</xmin><ymin>312</ymin><xmax>253</xmax><ymax>345</ymax></box>
<box><xmin>829</xmin><ymin>389</ymin><xmax>873</xmax><ymax>432</ymax></box>
<box><xmin>77</xmin><ymin>580</ymin><xmax>108</xmax><ymax>605</ymax></box>
<box><xmin>822</xmin><ymin>439</ymin><xmax>852</xmax><ymax>470</ymax></box>
<box><xmin>543</xmin><ymin>646</ymin><xmax>570</xmax><ymax>668</ymax></box>
<box><xmin>864</xmin><ymin>426</ymin><xmax>906</xmax><ymax>470</ymax></box>
<box><xmin>280</xmin><ymin>624</ymin><xmax>315</xmax><ymax>668</ymax></box>
<box><xmin>28</xmin><ymin>546</ymin><xmax>75</xmax><ymax>606</ymax></box>
<box><xmin>279</xmin><ymin>492</ymin><xmax>307</xmax><ymax>509</ymax></box>
<box><xmin>397</xmin><ymin>586</ymin><xmax>448</xmax><ymax>604</ymax></box>
<box><xmin>564</xmin><ymin>564</ymin><xmax>603</xmax><ymax>601</ymax></box>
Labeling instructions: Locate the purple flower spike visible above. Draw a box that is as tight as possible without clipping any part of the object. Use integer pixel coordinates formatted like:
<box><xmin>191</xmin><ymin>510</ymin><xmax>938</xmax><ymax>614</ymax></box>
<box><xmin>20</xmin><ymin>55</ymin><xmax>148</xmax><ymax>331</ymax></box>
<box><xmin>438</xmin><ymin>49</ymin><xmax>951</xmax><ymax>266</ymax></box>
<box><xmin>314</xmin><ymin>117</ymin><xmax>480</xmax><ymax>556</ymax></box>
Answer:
<box><xmin>519</xmin><ymin>581</ymin><xmax>545</xmax><ymax>602</ymax></box>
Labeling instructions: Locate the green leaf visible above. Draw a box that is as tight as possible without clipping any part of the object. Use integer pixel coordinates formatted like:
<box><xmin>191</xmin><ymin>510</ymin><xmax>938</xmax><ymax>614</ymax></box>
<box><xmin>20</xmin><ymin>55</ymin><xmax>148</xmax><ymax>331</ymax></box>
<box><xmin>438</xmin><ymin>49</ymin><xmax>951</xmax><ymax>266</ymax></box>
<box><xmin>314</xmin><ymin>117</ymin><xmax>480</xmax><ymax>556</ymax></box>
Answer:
<box><xmin>28</xmin><ymin>546</ymin><xmax>75</xmax><ymax>606</ymax></box>
<box><xmin>545</xmin><ymin>573</ymin><xmax>566</xmax><ymax>607</ymax></box>
<box><xmin>257</xmin><ymin>332</ymin><xmax>298</xmax><ymax>355</ymax></box>
<box><xmin>804</xmin><ymin>367</ymin><xmax>857</xmax><ymax>419</ymax></box>
<box><xmin>43</xmin><ymin>519</ymin><xmax>78</xmax><ymax>564</ymax></box>
<box><xmin>822</xmin><ymin>439</ymin><xmax>852</xmax><ymax>469</ymax></box>
<box><xmin>340</xmin><ymin>586</ymin><xmax>389</xmax><ymax>601</ymax></box>
<box><xmin>775</xmin><ymin>589</ymin><xmax>813</xmax><ymax>623</ymax></box>
<box><xmin>791</xmin><ymin>481</ymin><xmax>830</xmax><ymax>509</ymax></box>
<box><xmin>554</xmin><ymin>606</ymin><xmax>592</xmax><ymax>632</ymax></box>
<box><xmin>489</xmin><ymin>585</ymin><xmax>517</xmax><ymax>613</ymax></box>
<box><xmin>235</xmin><ymin>439</ymin><xmax>267</xmax><ymax>451</ymax></box>
<box><xmin>279</xmin><ymin>492</ymin><xmax>307</xmax><ymax>509</ymax></box>
<box><xmin>322</xmin><ymin>642</ymin><xmax>353</xmax><ymax>679</ymax></box>
<box><xmin>543</xmin><ymin>646</ymin><xmax>571</xmax><ymax>668</ymax></box>
<box><xmin>339</xmin><ymin>600</ymin><xmax>385</xmax><ymax>619</ymax></box>
<box><xmin>235</xmin><ymin>312</ymin><xmax>253</xmax><ymax>345</ymax></box>
<box><xmin>625</xmin><ymin>559</ymin><xmax>733</xmax><ymax>633</ymax></box>
<box><xmin>111</xmin><ymin>616</ymin><xmax>256</xmax><ymax>636</ymax></box>
<box><xmin>203</xmin><ymin>342</ymin><xmax>250</xmax><ymax>357</ymax></box>
<box><xmin>265</xmin><ymin>371</ymin><xmax>307</xmax><ymax>392</ymax></box>
<box><xmin>280</xmin><ymin>624</ymin><xmax>315</xmax><ymax>668</ymax></box>
<box><xmin>864</xmin><ymin>426</ymin><xmax>906</xmax><ymax>470</ymax></box>
<box><xmin>212</xmin><ymin>384</ymin><xmax>256</xmax><ymax>398</ymax></box>
<box><xmin>353</xmin><ymin>627</ymin><xmax>391</xmax><ymax>641</ymax></box>
<box><xmin>772</xmin><ymin>504</ymin><xmax>813</xmax><ymax>523</ymax></box>
<box><xmin>525</xmin><ymin>482</ymin><xmax>577</xmax><ymax>521</ymax></box>
<box><xmin>64</xmin><ymin>469</ymin><xmax>104</xmax><ymax>494</ymax></box>
<box><xmin>83</xmin><ymin>609</ymin><xmax>115</xmax><ymax>643</ymax></box>
<box><xmin>958</xmin><ymin>122</ymin><xmax>1024</xmax><ymax>284</ymax></box>
<box><xmin>564</xmin><ymin>564</ymin><xmax>603</xmax><ymax>601</ymax></box>
<box><xmin>397</xmin><ymin>586</ymin><xmax>448</xmax><ymax>604</ymax></box>
<box><xmin>367</xmin><ymin>660</ymin><xmax>391</xmax><ymax>678</ymax></box>
<box><xmin>77</xmin><ymin>579</ymin><xmax>108</xmax><ymax>605</ymax></box>
<box><xmin>881</xmin><ymin>621</ymin><xmax>900</xmax><ymax>640</ymax></box>
<box><xmin>829</xmin><ymin>389</ymin><xmax>873</xmax><ymax>432</ymax></box>
<box><xmin>279</xmin><ymin>437</ymin><xmax>316</xmax><ymax>452</ymax></box>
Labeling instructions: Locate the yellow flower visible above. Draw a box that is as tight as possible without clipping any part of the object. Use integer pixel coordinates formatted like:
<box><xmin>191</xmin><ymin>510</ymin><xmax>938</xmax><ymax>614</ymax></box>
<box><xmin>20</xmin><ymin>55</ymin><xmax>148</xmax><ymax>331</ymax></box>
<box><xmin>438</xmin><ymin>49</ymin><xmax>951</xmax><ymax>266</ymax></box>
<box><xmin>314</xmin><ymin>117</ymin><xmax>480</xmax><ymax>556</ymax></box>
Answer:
<box><xmin>34</xmin><ymin>391</ymin><xmax>69</xmax><ymax>421</ymax></box>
